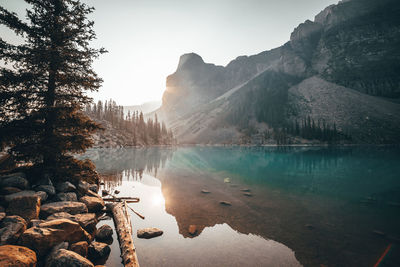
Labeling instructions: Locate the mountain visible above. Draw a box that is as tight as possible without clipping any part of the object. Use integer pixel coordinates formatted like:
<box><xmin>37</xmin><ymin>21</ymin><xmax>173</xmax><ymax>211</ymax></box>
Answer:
<box><xmin>157</xmin><ymin>0</ymin><xmax>400</xmax><ymax>144</ymax></box>
<box><xmin>124</xmin><ymin>100</ymin><xmax>161</xmax><ymax>115</ymax></box>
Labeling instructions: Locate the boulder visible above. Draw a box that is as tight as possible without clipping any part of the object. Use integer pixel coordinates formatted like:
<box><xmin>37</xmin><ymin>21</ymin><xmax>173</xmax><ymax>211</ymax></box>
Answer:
<box><xmin>45</xmin><ymin>249</ymin><xmax>94</xmax><ymax>267</ymax></box>
<box><xmin>137</xmin><ymin>227</ymin><xmax>163</xmax><ymax>239</ymax></box>
<box><xmin>77</xmin><ymin>181</ymin><xmax>89</xmax><ymax>195</ymax></box>
<box><xmin>88</xmin><ymin>184</ymin><xmax>98</xmax><ymax>193</ymax></box>
<box><xmin>0</xmin><ymin>187</ymin><xmax>22</xmax><ymax>195</ymax></box>
<box><xmin>40</xmin><ymin>201</ymin><xmax>88</xmax><ymax>218</ymax></box>
<box><xmin>70</xmin><ymin>241</ymin><xmax>88</xmax><ymax>257</ymax></box>
<box><xmin>34</xmin><ymin>185</ymin><xmax>56</xmax><ymax>197</ymax></box>
<box><xmin>0</xmin><ymin>245</ymin><xmax>37</xmax><ymax>267</ymax></box>
<box><xmin>7</xmin><ymin>195</ymin><xmax>40</xmax><ymax>222</ymax></box>
<box><xmin>56</xmin><ymin>192</ymin><xmax>77</xmax><ymax>202</ymax></box>
<box><xmin>5</xmin><ymin>190</ymin><xmax>47</xmax><ymax>203</ymax></box>
<box><xmin>30</xmin><ymin>219</ymin><xmax>45</xmax><ymax>228</ymax></box>
<box><xmin>0</xmin><ymin>172</ymin><xmax>29</xmax><ymax>190</ymax></box>
<box><xmin>0</xmin><ymin>215</ymin><xmax>27</xmax><ymax>245</ymax></box>
<box><xmin>56</xmin><ymin>182</ymin><xmax>76</xmax><ymax>193</ymax></box>
<box><xmin>47</xmin><ymin>212</ymin><xmax>97</xmax><ymax>233</ymax></box>
<box><xmin>79</xmin><ymin>196</ymin><xmax>104</xmax><ymax>213</ymax></box>
<box><xmin>88</xmin><ymin>242</ymin><xmax>110</xmax><ymax>260</ymax></box>
<box><xmin>19</xmin><ymin>219</ymin><xmax>91</xmax><ymax>257</ymax></box>
<box><xmin>95</xmin><ymin>225</ymin><xmax>113</xmax><ymax>241</ymax></box>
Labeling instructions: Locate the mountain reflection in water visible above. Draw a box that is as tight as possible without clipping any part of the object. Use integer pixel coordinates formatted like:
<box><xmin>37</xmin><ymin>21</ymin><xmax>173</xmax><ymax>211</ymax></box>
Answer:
<box><xmin>82</xmin><ymin>146</ymin><xmax>400</xmax><ymax>267</ymax></box>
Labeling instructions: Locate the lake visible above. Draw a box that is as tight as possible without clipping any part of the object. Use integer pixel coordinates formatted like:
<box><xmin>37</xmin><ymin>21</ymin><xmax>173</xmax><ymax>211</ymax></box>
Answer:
<box><xmin>82</xmin><ymin>146</ymin><xmax>400</xmax><ymax>267</ymax></box>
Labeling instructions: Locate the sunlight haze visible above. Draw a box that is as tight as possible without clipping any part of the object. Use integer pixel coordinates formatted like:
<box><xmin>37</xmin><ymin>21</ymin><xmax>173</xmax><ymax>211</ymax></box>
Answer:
<box><xmin>0</xmin><ymin>0</ymin><xmax>339</xmax><ymax>105</ymax></box>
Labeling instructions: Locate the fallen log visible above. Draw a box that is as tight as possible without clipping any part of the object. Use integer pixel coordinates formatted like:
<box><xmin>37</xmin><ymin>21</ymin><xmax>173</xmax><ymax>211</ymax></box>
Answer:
<box><xmin>108</xmin><ymin>202</ymin><xmax>140</xmax><ymax>267</ymax></box>
<box><xmin>103</xmin><ymin>198</ymin><xmax>140</xmax><ymax>203</ymax></box>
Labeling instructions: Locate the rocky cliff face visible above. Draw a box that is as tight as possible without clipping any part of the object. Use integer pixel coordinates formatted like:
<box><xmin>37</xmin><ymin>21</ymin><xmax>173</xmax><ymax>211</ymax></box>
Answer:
<box><xmin>159</xmin><ymin>0</ymin><xmax>400</xmax><ymax>144</ymax></box>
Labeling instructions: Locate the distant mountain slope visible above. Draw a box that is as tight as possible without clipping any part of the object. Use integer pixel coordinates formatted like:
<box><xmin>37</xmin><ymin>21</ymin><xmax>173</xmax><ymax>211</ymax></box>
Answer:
<box><xmin>159</xmin><ymin>0</ymin><xmax>400</xmax><ymax>144</ymax></box>
<box><xmin>124</xmin><ymin>101</ymin><xmax>161</xmax><ymax>115</ymax></box>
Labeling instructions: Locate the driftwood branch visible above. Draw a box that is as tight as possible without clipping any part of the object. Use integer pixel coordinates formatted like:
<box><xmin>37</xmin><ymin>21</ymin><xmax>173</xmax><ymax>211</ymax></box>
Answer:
<box><xmin>109</xmin><ymin>202</ymin><xmax>140</xmax><ymax>267</ymax></box>
<box><xmin>127</xmin><ymin>205</ymin><xmax>145</xmax><ymax>220</ymax></box>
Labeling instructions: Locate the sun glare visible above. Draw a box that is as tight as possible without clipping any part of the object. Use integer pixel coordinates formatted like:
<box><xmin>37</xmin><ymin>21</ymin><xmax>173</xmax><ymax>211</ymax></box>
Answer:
<box><xmin>151</xmin><ymin>193</ymin><xmax>165</xmax><ymax>206</ymax></box>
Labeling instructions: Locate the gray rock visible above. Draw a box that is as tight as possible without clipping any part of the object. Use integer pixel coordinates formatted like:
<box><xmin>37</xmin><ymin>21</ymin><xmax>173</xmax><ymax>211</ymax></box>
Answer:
<box><xmin>70</xmin><ymin>241</ymin><xmax>88</xmax><ymax>257</ymax></box>
<box><xmin>45</xmin><ymin>248</ymin><xmax>94</xmax><ymax>267</ymax></box>
<box><xmin>56</xmin><ymin>192</ymin><xmax>78</xmax><ymax>202</ymax></box>
<box><xmin>19</xmin><ymin>219</ymin><xmax>91</xmax><ymax>257</ymax></box>
<box><xmin>0</xmin><ymin>187</ymin><xmax>22</xmax><ymax>195</ymax></box>
<box><xmin>0</xmin><ymin>172</ymin><xmax>29</xmax><ymax>190</ymax></box>
<box><xmin>7</xmin><ymin>193</ymin><xmax>40</xmax><ymax>223</ymax></box>
<box><xmin>95</xmin><ymin>225</ymin><xmax>113</xmax><ymax>241</ymax></box>
<box><xmin>40</xmin><ymin>201</ymin><xmax>88</xmax><ymax>218</ymax></box>
<box><xmin>88</xmin><ymin>184</ymin><xmax>98</xmax><ymax>193</ymax></box>
<box><xmin>47</xmin><ymin>212</ymin><xmax>97</xmax><ymax>233</ymax></box>
<box><xmin>0</xmin><ymin>215</ymin><xmax>27</xmax><ymax>245</ymax></box>
<box><xmin>30</xmin><ymin>219</ymin><xmax>45</xmax><ymax>227</ymax></box>
<box><xmin>7</xmin><ymin>194</ymin><xmax>41</xmax><ymax>222</ymax></box>
<box><xmin>79</xmin><ymin>195</ymin><xmax>104</xmax><ymax>213</ymax></box>
<box><xmin>5</xmin><ymin>190</ymin><xmax>47</xmax><ymax>202</ymax></box>
<box><xmin>88</xmin><ymin>241</ymin><xmax>110</xmax><ymax>260</ymax></box>
<box><xmin>137</xmin><ymin>227</ymin><xmax>163</xmax><ymax>239</ymax></box>
<box><xmin>34</xmin><ymin>185</ymin><xmax>56</xmax><ymax>197</ymax></box>
<box><xmin>77</xmin><ymin>181</ymin><xmax>89</xmax><ymax>195</ymax></box>
<box><xmin>56</xmin><ymin>182</ymin><xmax>76</xmax><ymax>193</ymax></box>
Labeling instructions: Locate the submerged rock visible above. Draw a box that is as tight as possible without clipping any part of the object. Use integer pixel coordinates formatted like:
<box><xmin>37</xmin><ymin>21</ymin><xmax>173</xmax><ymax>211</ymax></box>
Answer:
<box><xmin>201</xmin><ymin>189</ymin><xmax>210</xmax><ymax>194</ymax></box>
<box><xmin>0</xmin><ymin>215</ymin><xmax>27</xmax><ymax>245</ymax></box>
<box><xmin>0</xmin><ymin>245</ymin><xmax>37</xmax><ymax>267</ymax></box>
<box><xmin>40</xmin><ymin>201</ymin><xmax>88</xmax><ymax>218</ymax></box>
<box><xmin>70</xmin><ymin>241</ymin><xmax>89</xmax><ymax>257</ymax></box>
<box><xmin>46</xmin><ymin>248</ymin><xmax>94</xmax><ymax>267</ymax></box>
<box><xmin>219</xmin><ymin>201</ymin><xmax>232</xmax><ymax>206</ymax></box>
<box><xmin>79</xmin><ymin>196</ymin><xmax>104</xmax><ymax>213</ymax></box>
<box><xmin>95</xmin><ymin>225</ymin><xmax>113</xmax><ymax>241</ymax></box>
<box><xmin>243</xmin><ymin>192</ymin><xmax>253</xmax><ymax>197</ymax></box>
<box><xmin>188</xmin><ymin>225</ymin><xmax>198</xmax><ymax>235</ymax></box>
<box><xmin>56</xmin><ymin>182</ymin><xmax>76</xmax><ymax>193</ymax></box>
<box><xmin>137</xmin><ymin>227</ymin><xmax>163</xmax><ymax>239</ymax></box>
<box><xmin>0</xmin><ymin>212</ymin><xmax>5</xmax><ymax>222</ymax></box>
<box><xmin>240</xmin><ymin>188</ymin><xmax>251</xmax><ymax>192</ymax></box>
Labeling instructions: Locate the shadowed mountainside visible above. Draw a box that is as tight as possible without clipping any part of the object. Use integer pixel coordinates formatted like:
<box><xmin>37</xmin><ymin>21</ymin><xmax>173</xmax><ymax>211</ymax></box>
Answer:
<box><xmin>156</xmin><ymin>0</ymin><xmax>400</xmax><ymax>144</ymax></box>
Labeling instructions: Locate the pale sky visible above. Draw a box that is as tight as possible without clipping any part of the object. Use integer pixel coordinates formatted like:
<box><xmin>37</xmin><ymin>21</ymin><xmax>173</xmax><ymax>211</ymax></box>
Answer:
<box><xmin>0</xmin><ymin>0</ymin><xmax>338</xmax><ymax>105</ymax></box>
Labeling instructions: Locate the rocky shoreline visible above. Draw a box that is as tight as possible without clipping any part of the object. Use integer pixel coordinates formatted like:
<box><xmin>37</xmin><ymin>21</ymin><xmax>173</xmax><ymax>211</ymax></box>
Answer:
<box><xmin>0</xmin><ymin>171</ymin><xmax>114</xmax><ymax>266</ymax></box>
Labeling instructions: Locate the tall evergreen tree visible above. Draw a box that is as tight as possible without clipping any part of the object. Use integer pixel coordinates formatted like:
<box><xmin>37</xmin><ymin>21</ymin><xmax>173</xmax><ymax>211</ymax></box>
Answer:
<box><xmin>0</xmin><ymin>0</ymin><xmax>105</xmax><ymax>182</ymax></box>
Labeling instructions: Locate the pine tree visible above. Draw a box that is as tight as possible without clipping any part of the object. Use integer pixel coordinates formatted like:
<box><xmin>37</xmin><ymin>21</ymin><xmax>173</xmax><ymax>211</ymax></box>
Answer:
<box><xmin>0</xmin><ymin>0</ymin><xmax>105</xmax><ymax>182</ymax></box>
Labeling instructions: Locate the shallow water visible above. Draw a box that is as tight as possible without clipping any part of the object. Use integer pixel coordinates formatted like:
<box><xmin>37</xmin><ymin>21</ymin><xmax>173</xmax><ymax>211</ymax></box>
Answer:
<box><xmin>83</xmin><ymin>146</ymin><xmax>400</xmax><ymax>267</ymax></box>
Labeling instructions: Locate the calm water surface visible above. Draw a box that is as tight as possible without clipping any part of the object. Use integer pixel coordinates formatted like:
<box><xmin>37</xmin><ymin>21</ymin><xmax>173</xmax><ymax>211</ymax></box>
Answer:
<box><xmin>83</xmin><ymin>146</ymin><xmax>400</xmax><ymax>267</ymax></box>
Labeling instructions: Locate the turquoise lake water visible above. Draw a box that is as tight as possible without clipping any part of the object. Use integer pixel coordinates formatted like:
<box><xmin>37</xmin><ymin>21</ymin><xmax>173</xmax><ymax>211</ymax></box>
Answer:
<box><xmin>83</xmin><ymin>146</ymin><xmax>400</xmax><ymax>267</ymax></box>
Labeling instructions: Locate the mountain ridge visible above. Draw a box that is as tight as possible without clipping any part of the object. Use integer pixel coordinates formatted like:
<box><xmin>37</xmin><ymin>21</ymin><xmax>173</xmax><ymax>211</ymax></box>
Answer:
<box><xmin>157</xmin><ymin>0</ymin><xmax>400</xmax><ymax>144</ymax></box>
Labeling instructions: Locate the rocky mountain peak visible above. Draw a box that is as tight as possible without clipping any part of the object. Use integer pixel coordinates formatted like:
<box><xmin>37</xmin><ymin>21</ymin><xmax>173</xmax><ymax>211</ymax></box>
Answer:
<box><xmin>177</xmin><ymin>53</ymin><xmax>205</xmax><ymax>71</ymax></box>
